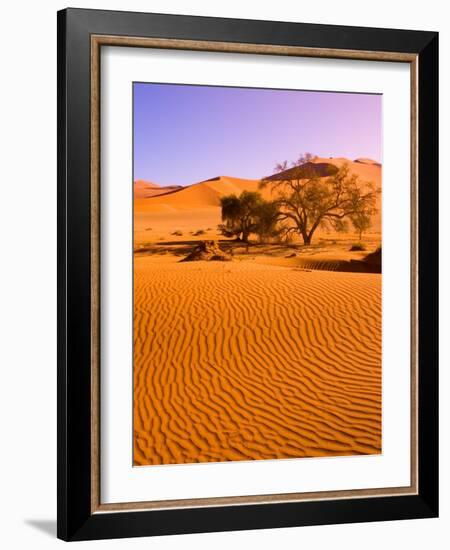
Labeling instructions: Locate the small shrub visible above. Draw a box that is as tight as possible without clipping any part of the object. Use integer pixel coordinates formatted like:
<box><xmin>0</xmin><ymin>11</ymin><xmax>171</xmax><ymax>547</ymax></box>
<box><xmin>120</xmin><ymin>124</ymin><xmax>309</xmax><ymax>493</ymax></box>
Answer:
<box><xmin>172</xmin><ymin>230</ymin><xmax>183</xmax><ymax>236</ymax></box>
<box><xmin>193</xmin><ymin>229</ymin><xmax>206</xmax><ymax>236</ymax></box>
<box><xmin>350</xmin><ymin>242</ymin><xmax>366</xmax><ymax>252</ymax></box>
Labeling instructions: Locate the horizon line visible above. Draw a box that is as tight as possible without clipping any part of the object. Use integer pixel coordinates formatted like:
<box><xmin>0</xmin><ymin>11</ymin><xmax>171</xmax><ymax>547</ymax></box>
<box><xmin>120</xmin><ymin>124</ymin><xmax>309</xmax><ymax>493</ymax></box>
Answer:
<box><xmin>134</xmin><ymin>157</ymin><xmax>382</xmax><ymax>188</ymax></box>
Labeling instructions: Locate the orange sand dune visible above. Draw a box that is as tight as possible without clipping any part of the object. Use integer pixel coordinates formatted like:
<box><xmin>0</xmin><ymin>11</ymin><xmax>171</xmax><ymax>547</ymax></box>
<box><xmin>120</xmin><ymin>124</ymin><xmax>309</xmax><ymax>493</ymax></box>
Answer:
<box><xmin>136</xmin><ymin>161</ymin><xmax>381</xmax><ymax>211</ymax></box>
<box><xmin>134</xmin><ymin>160</ymin><xmax>381</xmax><ymax>232</ymax></box>
<box><xmin>133</xmin><ymin>258</ymin><xmax>381</xmax><ymax>465</ymax></box>
<box><xmin>135</xmin><ymin>175</ymin><xmax>267</xmax><ymax>212</ymax></box>
<box><xmin>134</xmin><ymin>180</ymin><xmax>182</xmax><ymax>199</ymax></box>
<box><xmin>133</xmin><ymin>176</ymin><xmax>267</xmax><ymax>238</ymax></box>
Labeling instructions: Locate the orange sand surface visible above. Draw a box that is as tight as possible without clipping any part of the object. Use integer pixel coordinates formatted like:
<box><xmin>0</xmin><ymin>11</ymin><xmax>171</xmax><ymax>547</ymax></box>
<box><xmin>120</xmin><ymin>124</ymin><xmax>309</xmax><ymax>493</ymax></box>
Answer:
<box><xmin>133</xmin><ymin>257</ymin><xmax>381</xmax><ymax>465</ymax></box>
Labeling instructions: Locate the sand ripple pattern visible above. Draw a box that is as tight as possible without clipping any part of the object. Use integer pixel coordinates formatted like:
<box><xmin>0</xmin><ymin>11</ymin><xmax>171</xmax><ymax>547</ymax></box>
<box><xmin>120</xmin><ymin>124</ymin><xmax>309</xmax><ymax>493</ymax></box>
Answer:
<box><xmin>134</xmin><ymin>259</ymin><xmax>381</xmax><ymax>465</ymax></box>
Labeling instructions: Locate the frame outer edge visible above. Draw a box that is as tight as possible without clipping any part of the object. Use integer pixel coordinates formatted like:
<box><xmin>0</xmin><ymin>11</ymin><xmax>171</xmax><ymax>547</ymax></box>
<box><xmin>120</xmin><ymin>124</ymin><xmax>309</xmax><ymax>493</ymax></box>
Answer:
<box><xmin>57</xmin><ymin>8</ymin><xmax>439</xmax><ymax>540</ymax></box>
<box><xmin>58</xmin><ymin>7</ymin><xmax>96</xmax><ymax>541</ymax></box>
<box><xmin>417</xmin><ymin>32</ymin><xmax>439</xmax><ymax>516</ymax></box>
<box><xmin>56</xmin><ymin>8</ymin><xmax>68</xmax><ymax>542</ymax></box>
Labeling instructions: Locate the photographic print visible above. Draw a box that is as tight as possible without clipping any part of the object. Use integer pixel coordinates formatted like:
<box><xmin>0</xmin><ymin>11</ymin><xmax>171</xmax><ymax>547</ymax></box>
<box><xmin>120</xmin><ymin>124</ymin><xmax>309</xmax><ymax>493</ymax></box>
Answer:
<box><xmin>133</xmin><ymin>82</ymin><xmax>382</xmax><ymax>467</ymax></box>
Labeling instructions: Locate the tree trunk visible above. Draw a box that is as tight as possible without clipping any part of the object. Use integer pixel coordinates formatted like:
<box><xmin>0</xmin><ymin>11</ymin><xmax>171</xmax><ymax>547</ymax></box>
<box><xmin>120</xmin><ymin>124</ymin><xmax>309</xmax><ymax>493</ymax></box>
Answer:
<box><xmin>241</xmin><ymin>229</ymin><xmax>250</xmax><ymax>243</ymax></box>
<box><xmin>301</xmin><ymin>229</ymin><xmax>312</xmax><ymax>245</ymax></box>
<box><xmin>299</xmin><ymin>228</ymin><xmax>309</xmax><ymax>245</ymax></box>
<box><xmin>305</xmin><ymin>220</ymin><xmax>322</xmax><ymax>245</ymax></box>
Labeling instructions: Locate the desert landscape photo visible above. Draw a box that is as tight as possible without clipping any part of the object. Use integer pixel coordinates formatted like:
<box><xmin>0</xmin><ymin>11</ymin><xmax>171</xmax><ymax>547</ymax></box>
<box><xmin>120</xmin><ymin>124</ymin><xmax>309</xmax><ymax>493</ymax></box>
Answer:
<box><xmin>133</xmin><ymin>83</ymin><xmax>382</xmax><ymax>466</ymax></box>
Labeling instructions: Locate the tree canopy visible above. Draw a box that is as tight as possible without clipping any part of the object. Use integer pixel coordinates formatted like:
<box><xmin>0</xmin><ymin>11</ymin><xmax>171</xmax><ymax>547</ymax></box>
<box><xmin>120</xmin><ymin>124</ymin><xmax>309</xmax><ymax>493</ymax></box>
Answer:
<box><xmin>218</xmin><ymin>191</ymin><xmax>279</xmax><ymax>243</ymax></box>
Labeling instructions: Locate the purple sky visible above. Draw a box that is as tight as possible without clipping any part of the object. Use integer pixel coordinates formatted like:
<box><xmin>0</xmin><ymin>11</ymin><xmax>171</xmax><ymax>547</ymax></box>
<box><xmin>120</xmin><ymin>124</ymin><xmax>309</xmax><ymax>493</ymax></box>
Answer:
<box><xmin>133</xmin><ymin>83</ymin><xmax>381</xmax><ymax>186</ymax></box>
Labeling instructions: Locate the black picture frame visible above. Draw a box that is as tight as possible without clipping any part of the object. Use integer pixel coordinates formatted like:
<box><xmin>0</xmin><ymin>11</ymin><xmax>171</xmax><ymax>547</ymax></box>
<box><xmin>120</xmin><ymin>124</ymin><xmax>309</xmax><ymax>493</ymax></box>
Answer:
<box><xmin>57</xmin><ymin>7</ymin><xmax>438</xmax><ymax>541</ymax></box>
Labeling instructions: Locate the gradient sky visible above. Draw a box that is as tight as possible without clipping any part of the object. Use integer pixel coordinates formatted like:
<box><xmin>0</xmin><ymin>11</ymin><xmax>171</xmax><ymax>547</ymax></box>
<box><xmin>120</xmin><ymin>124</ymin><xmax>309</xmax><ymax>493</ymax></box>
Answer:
<box><xmin>134</xmin><ymin>83</ymin><xmax>381</xmax><ymax>186</ymax></box>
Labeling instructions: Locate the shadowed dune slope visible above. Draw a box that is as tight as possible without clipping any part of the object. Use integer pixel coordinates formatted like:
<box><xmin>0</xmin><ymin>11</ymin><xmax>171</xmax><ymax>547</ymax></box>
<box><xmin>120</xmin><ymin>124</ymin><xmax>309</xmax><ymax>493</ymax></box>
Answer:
<box><xmin>354</xmin><ymin>157</ymin><xmax>382</xmax><ymax>166</ymax></box>
<box><xmin>134</xmin><ymin>259</ymin><xmax>381</xmax><ymax>465</ymax></box>
<box><xmin>264</xmin><ymin>161</ymin><xmax>338</xmax><ymax>181</ymax></box>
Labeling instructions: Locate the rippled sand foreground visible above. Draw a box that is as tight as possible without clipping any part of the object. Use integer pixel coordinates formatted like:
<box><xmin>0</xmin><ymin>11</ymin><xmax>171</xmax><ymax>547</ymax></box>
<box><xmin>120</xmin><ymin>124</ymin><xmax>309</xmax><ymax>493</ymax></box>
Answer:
<box><xmin>133</xmin><ymin>257</ymin><xmax>381</xmax><ymax>466</ymax></box>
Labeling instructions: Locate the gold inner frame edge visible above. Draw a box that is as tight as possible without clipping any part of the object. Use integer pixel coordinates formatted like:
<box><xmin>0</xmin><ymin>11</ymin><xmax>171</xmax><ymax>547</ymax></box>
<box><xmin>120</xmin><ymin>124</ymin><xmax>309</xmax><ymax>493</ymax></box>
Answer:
<box><xmin>90</xmin><ymin>34</ymin><xmax>419</xmax><ymax>514</ymax></box>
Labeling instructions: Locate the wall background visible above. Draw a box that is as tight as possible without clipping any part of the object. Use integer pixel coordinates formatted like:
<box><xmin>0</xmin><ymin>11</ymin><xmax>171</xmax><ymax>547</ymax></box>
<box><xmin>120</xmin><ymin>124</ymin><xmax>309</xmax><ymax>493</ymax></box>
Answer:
<box><xmin>0</xmin><ymin>1</ymin><xmax>446</xmax><ymax>548</ymax></box>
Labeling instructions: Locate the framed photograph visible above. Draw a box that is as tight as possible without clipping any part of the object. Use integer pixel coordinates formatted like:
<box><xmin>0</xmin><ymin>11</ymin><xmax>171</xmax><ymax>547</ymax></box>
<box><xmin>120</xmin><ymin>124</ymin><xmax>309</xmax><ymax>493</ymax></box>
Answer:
<box><xmin>57</xmin><ymin>8</ymin><xmax>438</xmax><ymax>541</ymax></box>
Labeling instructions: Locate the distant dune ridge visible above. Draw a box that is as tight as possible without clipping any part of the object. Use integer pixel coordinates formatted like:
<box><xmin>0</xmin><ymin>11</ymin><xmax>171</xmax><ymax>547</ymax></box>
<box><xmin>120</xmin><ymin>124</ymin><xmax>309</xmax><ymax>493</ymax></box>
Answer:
<box><xmin>134</xmin><ymin>158</ymin><xmax>381</xmax><ymax>211</ymax></box>
<box><xmin>133</xmin><ymin>157</ymin><xmax>381</xmax><ymax>234</ymax></box>
<box><xmin>135</xmin><ymin>175</ymin><xmax>264</xmax><ymax>209</ymax></box>
<box><xmin>134</xmin><ymin>179</ymin><xmax>182</xmax><ymax>199</ymax></box>
<box><xmin>264</xmin><ymin>161</ymin><xmax>339</xmax><ymax>181</ymax></box>
<box><xmin>354</xmin><ymin>157</ymin><xmax>382</xmax><ymax>166</ymax></box>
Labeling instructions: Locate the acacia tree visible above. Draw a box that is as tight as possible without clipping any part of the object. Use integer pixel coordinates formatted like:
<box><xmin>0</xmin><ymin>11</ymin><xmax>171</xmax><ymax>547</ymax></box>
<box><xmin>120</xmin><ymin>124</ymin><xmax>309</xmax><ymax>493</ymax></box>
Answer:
<box><xmin>218</xmin><ymin>191</ymin><xmax>280</xmax><ymax>243</ymax></box>
<box><xmin>260</xmin><ymin>159</ymin><xmax>378</xmax><ymax>245</ymax></box>
<box><xmin>218</xmin><ymin>191</ymin><xmax>262</xmax><ymax>243</ymax></box>
<box><xmin>351</xmin><ymin>212</ymin><xmax>372</xmax><ymax>241</ymax></box>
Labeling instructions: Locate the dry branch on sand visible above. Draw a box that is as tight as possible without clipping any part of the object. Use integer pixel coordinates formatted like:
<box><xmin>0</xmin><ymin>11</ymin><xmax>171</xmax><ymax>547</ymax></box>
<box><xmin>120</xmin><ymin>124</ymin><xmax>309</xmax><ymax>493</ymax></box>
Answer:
<box><xmin>180</xmin><ymin>240</ymin><xmax>232</xmax><ymax>262</ymax></box>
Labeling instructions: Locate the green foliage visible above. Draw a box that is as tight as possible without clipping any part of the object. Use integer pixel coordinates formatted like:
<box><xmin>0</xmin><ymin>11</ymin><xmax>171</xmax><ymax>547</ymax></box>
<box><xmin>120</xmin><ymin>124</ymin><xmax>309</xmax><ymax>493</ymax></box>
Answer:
<box><xmin>253</xmin><ymin>200</ymin><xmax>281</xmax><ymax>242</ymax></box>
<box><xmin>350</xmin><ymin>212</ymin><xmax>372</xmax><ymax>241</ymax></box>
<box><xmin>333</xmin><ymin>219</ymin><xmax>349</xmax><ymax>233</ymax></box>
<box><xmin>218</xmin><ymin>191</ymin><xmax>280</xmax><ymax>243</ymax></box>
